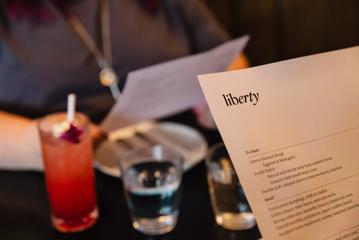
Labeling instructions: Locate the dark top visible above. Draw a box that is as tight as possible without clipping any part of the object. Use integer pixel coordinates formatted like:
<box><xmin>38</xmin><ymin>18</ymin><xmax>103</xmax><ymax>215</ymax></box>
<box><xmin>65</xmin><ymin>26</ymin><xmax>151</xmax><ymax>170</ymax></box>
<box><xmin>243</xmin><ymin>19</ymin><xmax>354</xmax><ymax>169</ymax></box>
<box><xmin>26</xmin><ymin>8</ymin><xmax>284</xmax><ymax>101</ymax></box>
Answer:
<box><xmin>0</xmin><ymin>0</ymin><xmax>229</xmax><ymax>121</ymax></box>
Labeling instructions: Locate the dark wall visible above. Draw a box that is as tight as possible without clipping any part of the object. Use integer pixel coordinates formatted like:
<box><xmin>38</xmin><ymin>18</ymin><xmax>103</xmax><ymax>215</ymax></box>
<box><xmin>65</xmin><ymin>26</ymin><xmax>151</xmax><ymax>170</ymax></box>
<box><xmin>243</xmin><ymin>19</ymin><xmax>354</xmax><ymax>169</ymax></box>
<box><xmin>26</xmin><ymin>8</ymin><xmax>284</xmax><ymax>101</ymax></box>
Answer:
<box><xmin>204</xmin><ymin>0</ymin><xmax>359</xmax><ymax>66</ymax></box>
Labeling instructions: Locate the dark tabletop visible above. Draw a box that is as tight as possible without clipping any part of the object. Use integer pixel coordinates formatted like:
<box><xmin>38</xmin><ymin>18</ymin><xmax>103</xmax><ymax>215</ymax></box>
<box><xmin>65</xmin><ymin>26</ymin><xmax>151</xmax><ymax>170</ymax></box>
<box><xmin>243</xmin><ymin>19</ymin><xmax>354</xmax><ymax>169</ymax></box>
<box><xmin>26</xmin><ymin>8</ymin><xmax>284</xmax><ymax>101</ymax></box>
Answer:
<box><xmin>0</xmin><ymin>113</ymin><xmax>261</xmax><ymax>240</ymax></box>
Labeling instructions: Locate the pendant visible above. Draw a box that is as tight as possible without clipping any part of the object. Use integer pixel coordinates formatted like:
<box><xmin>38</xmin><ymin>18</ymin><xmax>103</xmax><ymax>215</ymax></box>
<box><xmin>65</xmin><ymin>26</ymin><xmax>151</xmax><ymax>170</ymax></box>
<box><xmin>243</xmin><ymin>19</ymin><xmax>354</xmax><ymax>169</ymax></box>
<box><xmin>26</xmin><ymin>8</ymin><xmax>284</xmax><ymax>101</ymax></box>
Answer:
<box><xmin>99</xmin><ymin>67</ymin><xmax>119</xmax><ymax>87</ymax></box>
<box><xmin>99</xmin><ymin>67</ymin><xmax>121</xmax><ymax>100</ymax></box>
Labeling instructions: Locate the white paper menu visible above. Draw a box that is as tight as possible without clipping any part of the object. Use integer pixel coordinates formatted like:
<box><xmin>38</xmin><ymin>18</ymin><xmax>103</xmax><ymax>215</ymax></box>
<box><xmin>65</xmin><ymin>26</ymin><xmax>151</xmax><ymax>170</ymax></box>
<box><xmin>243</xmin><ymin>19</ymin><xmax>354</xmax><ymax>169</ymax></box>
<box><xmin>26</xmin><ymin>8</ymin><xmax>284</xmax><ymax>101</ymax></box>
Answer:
<box><xmin>101</xmin><ymin>36</ymin><xmax>249</xmax><ymax>132</ymax></box>
<box><xmin>198</xmin><ymin>46</ymin><xmax>359</xmax><ymax>240</ymax></box>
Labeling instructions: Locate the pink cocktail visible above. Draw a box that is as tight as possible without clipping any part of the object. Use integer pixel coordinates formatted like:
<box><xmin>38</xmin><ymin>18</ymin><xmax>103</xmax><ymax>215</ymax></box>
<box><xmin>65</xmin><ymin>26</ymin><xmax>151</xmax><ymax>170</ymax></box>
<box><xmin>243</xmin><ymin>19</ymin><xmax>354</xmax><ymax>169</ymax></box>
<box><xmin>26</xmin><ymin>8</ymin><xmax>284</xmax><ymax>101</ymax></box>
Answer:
<box><xmin>38</xmin><ymin>113</ymin><xmax>98</xmax><ymax>232</ymax></box>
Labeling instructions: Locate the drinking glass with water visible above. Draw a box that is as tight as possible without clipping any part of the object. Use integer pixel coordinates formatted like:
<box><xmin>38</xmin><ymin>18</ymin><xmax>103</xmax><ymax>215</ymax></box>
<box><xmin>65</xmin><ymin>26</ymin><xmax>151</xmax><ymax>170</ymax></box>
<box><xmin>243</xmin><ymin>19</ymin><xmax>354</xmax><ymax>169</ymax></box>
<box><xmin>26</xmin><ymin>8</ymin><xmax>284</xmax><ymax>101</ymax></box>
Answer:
<box><xmin>119</xmin><ymin>145</ymin><xmax>183</xmax><ymax>235</ymax></box>
<box><xmin>206</xmin><ymin>143</ymin><xmax>256</xmax><ymax>230</ymax></box>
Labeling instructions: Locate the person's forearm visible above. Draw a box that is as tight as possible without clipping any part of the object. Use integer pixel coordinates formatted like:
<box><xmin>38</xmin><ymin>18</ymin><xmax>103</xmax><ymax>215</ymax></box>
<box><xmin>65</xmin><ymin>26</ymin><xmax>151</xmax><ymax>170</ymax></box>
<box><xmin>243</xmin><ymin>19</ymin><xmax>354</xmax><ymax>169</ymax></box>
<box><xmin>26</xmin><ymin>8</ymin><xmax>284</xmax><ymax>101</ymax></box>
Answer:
<box><xmin>0</xmin><ymin>111</ymin><xmax>42</xmax><ymax>170</ymax></box>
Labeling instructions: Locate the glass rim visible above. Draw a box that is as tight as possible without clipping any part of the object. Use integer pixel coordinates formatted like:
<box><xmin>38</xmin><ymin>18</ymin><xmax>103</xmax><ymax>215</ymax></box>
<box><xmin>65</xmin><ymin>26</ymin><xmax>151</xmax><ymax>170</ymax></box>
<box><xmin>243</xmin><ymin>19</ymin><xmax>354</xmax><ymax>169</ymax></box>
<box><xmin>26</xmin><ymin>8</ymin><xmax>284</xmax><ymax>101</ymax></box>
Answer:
<box><xmin>118</xmin><ymin>144</ymin><xmax>184</xmax><ymax>172</ymax></box>
<box><xmin>37</xmin><ymin>111</ymin><xmax>89</xmax><ymax>134</ymax></box>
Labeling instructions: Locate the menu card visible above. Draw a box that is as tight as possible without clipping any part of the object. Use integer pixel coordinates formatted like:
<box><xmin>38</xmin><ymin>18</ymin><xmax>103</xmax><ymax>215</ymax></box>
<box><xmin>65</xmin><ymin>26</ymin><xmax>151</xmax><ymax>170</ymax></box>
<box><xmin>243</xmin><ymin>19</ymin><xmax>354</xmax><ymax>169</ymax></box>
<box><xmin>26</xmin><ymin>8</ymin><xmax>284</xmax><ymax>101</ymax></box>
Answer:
<box><xmin>101</xmin><ymin>36</ymin><xmax>249</xmax><ymax>132</ymax></box>
<box><xmin>198</xmin><ymin>46</ymin><xmax>359</xmax><ymax>240</ymax></box>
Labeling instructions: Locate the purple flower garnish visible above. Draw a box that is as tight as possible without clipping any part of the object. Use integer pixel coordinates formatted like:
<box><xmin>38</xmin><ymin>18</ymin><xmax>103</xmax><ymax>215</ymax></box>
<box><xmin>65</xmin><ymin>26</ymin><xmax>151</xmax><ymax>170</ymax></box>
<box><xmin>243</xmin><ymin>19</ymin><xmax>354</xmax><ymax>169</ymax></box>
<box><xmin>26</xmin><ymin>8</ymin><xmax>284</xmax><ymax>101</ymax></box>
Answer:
<box><xmin>60</xmin><ymin>123</ymin><xmax>83</xmax><ymax>144</ymax></box>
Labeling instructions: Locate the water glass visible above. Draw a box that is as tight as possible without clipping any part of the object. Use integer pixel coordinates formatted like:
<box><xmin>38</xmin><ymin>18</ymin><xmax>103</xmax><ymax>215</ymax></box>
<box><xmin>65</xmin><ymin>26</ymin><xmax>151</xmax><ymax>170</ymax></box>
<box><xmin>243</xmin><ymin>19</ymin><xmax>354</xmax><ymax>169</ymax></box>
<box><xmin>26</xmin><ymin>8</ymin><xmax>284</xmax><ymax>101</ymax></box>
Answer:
<box><xmin>206</xmin><ymin>143</ymin><xmax>256</xmax><ymax>230</ymax></box>
<box><xmin>119</xmin><ymin>145</ymin><xmax>183</xmax><ymax>235</ymax></box>
<box><xmin>37</xmin><ymin>112</ymin><xmax>98</xmax><ymax>233</ymax></box>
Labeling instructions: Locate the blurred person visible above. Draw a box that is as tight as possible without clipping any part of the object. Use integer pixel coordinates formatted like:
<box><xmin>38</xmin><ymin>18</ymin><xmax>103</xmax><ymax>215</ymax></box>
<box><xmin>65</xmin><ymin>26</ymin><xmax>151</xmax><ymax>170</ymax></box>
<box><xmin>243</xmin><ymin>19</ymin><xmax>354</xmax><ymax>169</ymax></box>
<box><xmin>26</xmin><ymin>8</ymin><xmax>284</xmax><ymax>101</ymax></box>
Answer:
<box><xmin>0</xmin><ymin>0</ymin><xmax>248</xmax><ymax>169</ymax></box>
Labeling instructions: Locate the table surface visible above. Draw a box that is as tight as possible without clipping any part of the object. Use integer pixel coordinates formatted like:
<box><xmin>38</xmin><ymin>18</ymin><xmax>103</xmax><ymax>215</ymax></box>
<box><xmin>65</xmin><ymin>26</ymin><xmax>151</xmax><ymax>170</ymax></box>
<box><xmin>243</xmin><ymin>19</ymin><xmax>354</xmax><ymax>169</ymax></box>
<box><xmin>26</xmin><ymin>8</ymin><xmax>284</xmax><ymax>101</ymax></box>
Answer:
<box><xmin>0</xmin><ymin>114</ymin><xmax>261</xmax><ymax>240</ymax></box>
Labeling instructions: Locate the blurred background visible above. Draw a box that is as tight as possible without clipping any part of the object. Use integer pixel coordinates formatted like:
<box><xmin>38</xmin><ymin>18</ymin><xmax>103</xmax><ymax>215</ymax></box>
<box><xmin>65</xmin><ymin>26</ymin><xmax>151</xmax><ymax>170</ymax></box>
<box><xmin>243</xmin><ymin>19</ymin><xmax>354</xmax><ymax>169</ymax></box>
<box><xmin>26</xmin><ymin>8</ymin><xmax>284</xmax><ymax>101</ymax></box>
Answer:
<box><xmin>204</xmin><ymin>0</ymin><xmax>359</xmax><ymax>66</ymax></box>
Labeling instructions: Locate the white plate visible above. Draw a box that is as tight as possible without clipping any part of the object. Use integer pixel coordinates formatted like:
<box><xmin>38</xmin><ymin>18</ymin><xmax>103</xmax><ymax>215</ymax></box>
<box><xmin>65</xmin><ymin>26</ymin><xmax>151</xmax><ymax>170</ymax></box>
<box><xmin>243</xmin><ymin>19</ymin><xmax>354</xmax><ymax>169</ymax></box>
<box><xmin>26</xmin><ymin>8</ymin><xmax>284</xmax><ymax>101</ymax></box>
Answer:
<box><xmin>94</xmin><ymin>121</ymin><xmax>208</xmax><ymax>177</ymax></box>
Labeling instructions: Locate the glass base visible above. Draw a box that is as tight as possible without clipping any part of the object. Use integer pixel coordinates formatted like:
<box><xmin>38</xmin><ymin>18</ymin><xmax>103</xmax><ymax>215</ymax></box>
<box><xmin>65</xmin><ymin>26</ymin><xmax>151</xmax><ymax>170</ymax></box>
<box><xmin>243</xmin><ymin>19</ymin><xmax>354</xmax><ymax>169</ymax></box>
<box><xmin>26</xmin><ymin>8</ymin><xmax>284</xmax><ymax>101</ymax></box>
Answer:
<box><xmin>216</xmin><ymin>212</ymin><xmax>256</xmax><ymax>230</ymax></box>
<box><xmin>133</xmin><ymin>215</ymin><xmax>178</xmax><ymax>235</ymax></box>
<box><xmin>51</xmin><ymin>207</ymin><xmax>99</xmax><ymax>233</ymax></box>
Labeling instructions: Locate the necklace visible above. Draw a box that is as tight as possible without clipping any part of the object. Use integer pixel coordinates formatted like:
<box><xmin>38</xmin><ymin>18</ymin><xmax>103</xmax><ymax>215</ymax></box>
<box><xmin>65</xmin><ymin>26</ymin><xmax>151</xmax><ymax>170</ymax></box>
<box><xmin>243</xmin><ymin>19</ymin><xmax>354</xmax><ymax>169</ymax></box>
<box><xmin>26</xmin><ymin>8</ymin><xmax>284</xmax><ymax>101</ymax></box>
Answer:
<box><xmin>49</xmin><ymin>0</ymin><xmax>120</xmax><ymax>100</ymax></box>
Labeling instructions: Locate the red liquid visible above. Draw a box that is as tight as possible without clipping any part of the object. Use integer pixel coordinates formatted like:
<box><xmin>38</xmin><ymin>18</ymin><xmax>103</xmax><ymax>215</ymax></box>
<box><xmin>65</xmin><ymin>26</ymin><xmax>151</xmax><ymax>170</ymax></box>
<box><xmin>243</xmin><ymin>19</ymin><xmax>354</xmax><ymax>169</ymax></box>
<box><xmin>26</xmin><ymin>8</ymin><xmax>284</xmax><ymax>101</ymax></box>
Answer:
<box><xmin>41</xmin><ymin>128</ymin><xmax>98</xmax><ymax>232</ymax></box>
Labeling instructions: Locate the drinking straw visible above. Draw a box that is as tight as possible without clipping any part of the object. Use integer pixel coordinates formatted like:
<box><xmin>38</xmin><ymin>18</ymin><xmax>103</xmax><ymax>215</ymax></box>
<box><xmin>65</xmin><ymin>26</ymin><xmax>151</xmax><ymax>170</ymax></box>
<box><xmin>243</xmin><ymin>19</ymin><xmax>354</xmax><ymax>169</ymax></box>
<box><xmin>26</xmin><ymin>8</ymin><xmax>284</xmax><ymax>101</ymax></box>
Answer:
<box><xmin>67</xmin><ymin>93</ymin><xmax>76</xmax><ymax>123</ymax></box>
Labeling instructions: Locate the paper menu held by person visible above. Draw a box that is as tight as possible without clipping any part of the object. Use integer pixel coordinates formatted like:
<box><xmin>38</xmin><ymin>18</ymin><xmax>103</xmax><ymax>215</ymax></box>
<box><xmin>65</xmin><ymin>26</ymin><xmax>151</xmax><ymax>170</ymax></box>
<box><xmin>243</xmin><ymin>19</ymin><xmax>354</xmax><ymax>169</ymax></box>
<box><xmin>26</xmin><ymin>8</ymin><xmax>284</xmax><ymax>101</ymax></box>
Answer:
<box><xmin>101</xmin><ymin>35</ymin><xmax>249</xmax><ymax>132</ymax></box>
<box><xmin>198</xmin><ymin>46</ymin><xmax>359</xmax><ymax>240</ymax></box>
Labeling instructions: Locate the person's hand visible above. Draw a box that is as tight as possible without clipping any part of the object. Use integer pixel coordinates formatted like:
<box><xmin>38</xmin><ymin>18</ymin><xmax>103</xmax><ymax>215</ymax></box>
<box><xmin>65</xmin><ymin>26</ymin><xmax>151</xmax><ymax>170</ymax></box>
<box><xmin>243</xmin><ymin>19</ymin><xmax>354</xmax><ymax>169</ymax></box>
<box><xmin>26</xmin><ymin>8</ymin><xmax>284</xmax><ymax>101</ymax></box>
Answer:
<box><xmin>226</xmin><ymin>53</ymin><xmax>250</xmax><ymax>71</ymax></box>
<box><xmin>89</xmin><ymin>123</ymin><xmax>108</xmax><ymax>149</ymax></box>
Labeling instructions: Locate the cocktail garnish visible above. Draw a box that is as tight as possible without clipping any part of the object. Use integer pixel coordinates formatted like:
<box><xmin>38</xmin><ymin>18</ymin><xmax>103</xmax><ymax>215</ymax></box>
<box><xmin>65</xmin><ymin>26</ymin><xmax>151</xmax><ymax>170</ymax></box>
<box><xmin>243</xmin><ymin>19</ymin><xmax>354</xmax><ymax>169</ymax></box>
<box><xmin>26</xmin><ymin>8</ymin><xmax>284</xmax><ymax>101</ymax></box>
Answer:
<box><xmin>60</xmin><ymin>123</ymin><xmax>83</xmax><ymax>144</ymax></box>
<box><xmin>52</xmin><ymin>121</ymin><xmax>83</xmax><ymax>144</ymax></box>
